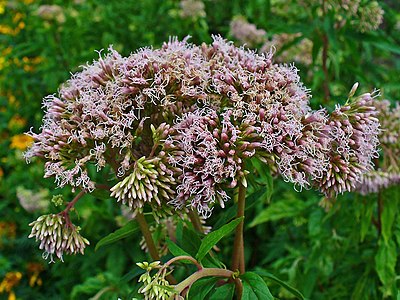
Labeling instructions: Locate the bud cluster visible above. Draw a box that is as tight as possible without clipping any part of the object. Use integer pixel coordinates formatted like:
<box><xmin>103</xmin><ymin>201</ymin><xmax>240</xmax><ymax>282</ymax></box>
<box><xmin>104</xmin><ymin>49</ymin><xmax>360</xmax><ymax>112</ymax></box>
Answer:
<box><xmin>137</xmin><ymin>261</ymin><xmax>174</xmax><ymax>300</ymax></box>
<box><xmin>28</xmin><ymin>214</ymin><xmax>89</xmax><ymax>263</ymax></box>
<box><xmin>110</xmin><ymin>156</ymin><xmax>176</xmax><ymax>220</ymax></box>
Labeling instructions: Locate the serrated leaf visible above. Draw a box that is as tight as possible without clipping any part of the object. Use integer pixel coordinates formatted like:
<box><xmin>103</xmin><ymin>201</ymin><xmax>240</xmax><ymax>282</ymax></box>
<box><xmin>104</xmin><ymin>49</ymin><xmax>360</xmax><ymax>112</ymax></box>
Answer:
<box><xmin>254</xmin><ymin>269</ymin><xmax>305</xmax><ymax>299</ymax></box>
<box><xmin>95</xmin><ymin>219</ymin><xmax>139</xmax><ymax>251</ymax></box>
<box><xmin>241</xmin><ymin>272</ymin><xmax>274</xmax><ymax>300</ymax></box>
<box><xmin>196</xmin><ymin>217</ymin><xmax>243</xmax><ymax>262</ymax></box>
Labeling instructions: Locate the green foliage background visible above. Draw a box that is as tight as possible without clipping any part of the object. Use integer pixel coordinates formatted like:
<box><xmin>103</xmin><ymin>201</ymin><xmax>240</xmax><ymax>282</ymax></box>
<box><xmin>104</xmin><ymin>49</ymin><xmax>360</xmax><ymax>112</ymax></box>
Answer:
<box><xmin>0</xmin><ymin>0</ymin><xmax>399</xmax><ymax>299</ymax></box>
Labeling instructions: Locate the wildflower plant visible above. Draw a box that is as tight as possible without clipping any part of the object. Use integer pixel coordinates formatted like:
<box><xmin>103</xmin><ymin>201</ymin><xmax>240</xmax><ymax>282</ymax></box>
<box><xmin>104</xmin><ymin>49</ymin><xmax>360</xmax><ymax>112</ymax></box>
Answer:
<box><xmin>25</xmin><ymin>36</ymin><xmax>380</xmax><ymax>298</ymax></box>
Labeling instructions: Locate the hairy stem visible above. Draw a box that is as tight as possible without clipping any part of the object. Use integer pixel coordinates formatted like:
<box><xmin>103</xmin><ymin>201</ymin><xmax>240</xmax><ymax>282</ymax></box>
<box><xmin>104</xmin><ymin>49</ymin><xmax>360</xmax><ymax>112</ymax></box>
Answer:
<box><xmin>231</xmin><ymin>180</ymin><xmax>246</xmax><ymax>274</ymax></box>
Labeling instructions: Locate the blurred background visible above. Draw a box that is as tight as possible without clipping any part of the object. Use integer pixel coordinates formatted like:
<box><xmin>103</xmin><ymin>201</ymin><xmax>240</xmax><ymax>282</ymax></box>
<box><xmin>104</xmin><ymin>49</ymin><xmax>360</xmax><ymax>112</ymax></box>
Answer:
<box><xmin>0</xmin><ymin>0</ymin><xmax>399</xmax><ymax>299</ymax></box>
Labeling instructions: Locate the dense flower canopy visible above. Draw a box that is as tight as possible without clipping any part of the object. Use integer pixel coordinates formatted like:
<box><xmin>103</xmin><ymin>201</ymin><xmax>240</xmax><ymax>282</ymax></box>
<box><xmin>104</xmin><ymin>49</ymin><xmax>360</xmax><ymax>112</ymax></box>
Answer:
<box><xmin>26</xmin><ymin>36</ymin><xmax>380</xmax><ymax>218</ymax></box>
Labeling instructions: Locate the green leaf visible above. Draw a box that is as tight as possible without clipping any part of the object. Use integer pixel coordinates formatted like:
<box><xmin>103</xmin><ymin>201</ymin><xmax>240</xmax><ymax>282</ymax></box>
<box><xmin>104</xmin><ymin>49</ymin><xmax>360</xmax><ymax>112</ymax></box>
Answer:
<box><xmin>91</xmin><ymin>188</ymin><xmax>111</xmax><ymax>200</ymax></box>
<box><xmin>254</xmin><ymin>269</ymin><xmax>305</xmax><ymax>299</ymax></box>
<box><xmin>251</xmin><ymin>158</ymin><xmax>274</xmax><ymax>202</ymax></box>
<box><xmin>250</xmin><ymin>197</ymin><xmax>309</xmax><ymax>227</ymax></box>
<box><xmin>375</xmin><ymin>238</ymin><xmax>397</xmax><ymax>295</ymax></box>
<box><xmin>166</xmin><ymin>239</ymin><xmax>192</xmax><ymax>258</ymax></box>
<box><xmin>381</xmin><ymin>188</ymin><xmax>400</xmax><ymax>242</ymax></box>
<box><xmin>360</xmin><ymin>199</ymin><xmax>374</xmax><ymax>242</ymax></box>
<box><xmin>95</xmin><ymin>219</ymin><xmax>139</xmax><ymax>251</ymax></box>
<box><xmin>241</xmin><ymin>272</ymin><xmax>274</xmax><ymax>300</ymax></box>
<box><xmin>208</xmin><ymin>282</ymin><xmax>235</xmax><ymax>300</ymax></box>
<box><xmin>213</xmin><ymin>186</ymin><xmax>264</xmax><ymax>229</ymax></box>
<box><xmin>196</xmin><ymin>217</ymin><xmax>243</xmax><ymax>262</ymax></box>
<box><xmin>188</xmin><ymin>277</ymin><xmax>218</xmax><ymax>300</ymax></box>
<box><xmin>180</xmin><ymin>227</ymin><xmax>202</xmax><ymax>257</ymax></box>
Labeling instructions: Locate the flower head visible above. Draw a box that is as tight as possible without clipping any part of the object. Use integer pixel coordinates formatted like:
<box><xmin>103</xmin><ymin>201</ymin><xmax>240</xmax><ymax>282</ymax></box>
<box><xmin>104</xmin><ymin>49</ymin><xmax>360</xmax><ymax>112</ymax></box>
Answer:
<box><xmin>28</xmin><ymin>214</ymin><xmax>89</xmax><ymax>263</ymax></box>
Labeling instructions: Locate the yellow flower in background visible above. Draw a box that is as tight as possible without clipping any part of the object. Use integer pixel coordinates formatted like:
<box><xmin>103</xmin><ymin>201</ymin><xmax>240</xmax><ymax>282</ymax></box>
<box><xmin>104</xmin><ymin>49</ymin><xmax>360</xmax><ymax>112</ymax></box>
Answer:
<box><xmin>0</xmin><ymin>25</ymin><xmax>14</xmax><ymax>35</ymax></box>
<box><xmin>12</xmin><ymin>12</ymin><xmax>23</xmax><ymax>23</ymax></box>
<box><xmin>10</xmin><ymin>134</ymin><xmax>33</xmax><ymax>150</ymax></box>
<box><xmin>27</xmin><ymin>262</ymin><xmax>44</xmax><ymax>287</ymax></box>
<box><xmin>0</xmin><ymin>272</ymin><xmax>22</xmax><ymax>300</ymax></box>
<box><xmin>0</xmin><ymin>222</ymin><xmax>16</xmax><ymax>240</ymax></box>
<box><xmin>0</xmin><ymin>0</ymin><xmax>5</xmax><ymax>14</ymax></box>
<box><xmin>8</xmin><ymin>94</ymin><xmax>17</xmax><ymax>106</ymax></box>
<box><xmin>8</xmin><ymin>115</ymin><xmax>27</xmax><ymax>130</ymax></box>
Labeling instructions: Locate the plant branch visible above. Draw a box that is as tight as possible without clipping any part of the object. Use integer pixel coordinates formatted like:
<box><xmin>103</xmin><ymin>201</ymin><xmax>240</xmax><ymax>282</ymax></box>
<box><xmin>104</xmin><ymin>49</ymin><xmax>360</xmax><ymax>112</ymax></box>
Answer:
<box><xmin>164</xmin><ymin>255</ymin><xmax>202</xmax><ymax>270</ymax></box>
<box><xmin>58</xmin><ymin>190</ymin><xmax>85</xmax><ymax>228</ymax></box>
<box><xmin>231</xmin><ymin>179</ymin><xmax>246</xmax><ymax>274</ymax></box>
<box><xmin>173</xmin><ymin>268</ymin><xmax>238</xmax><ymax>295</ymax></box>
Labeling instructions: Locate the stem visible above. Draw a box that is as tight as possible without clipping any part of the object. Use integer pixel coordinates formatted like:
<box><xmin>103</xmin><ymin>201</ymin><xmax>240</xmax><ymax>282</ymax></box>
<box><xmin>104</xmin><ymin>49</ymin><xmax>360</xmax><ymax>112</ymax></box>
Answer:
<box><xmin>321</xmin><ymin>0</ymin><xmax>330</xmax><ymax>101</ymax></box>
<box><xmin>58</xmin><ymin>190</ymin><xmax>85</xmax><ymax>228</ymax></box>
<box><xmin>188</xmin><ymin>210</ymin><xmax>204</xmax><ymax>233</ymax></box>
<box><xmin>136</xmin><ymin>213</ymin><xmax>177</xmax><ymax>284</ymax></box>
<box><xmin>95</xmin><ymin>183</ymin><xmax>111</xmax><ymax>190</ymax></box>
<box><xmin>231</xmin><ymin>180</ymin><xmax>246</xmax><ymax>274</ymax></box>
<box><xmin>173</xmin><ymin>268</ymin><xmax>237</xmax><ymax>294</ymax></box>
<box><xmin>164</xmin><ymin>255</ymin><xmax>202</xmax><ymax>270</ymax></box>
<box><xmin>321</xmin><ymin>33</ymin><xmax>330</xmax><ymax>101</ymax></box>
<box><xmin>136</xmin><ymin>213</ymin><xmax>160</xmax><ymax>261</ymax></box>
<box><xmin>377</xmin><ymin>191</ymin><xmax>383</xmax><ymax>235</ymax></box>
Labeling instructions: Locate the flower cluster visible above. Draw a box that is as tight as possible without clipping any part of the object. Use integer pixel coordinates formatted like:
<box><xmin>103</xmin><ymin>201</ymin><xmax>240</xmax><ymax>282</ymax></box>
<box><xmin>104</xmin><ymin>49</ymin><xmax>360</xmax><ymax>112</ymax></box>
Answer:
<box><xmin>356</xmin><ymin>1</ymin><xmax>384</xmax><ymax>33</ymax></box>
<box><xmin>315</xmin><ymin>91</ymin><xmax>380</xmax><ymax>197</ymax></box>
<box><xmin>261</xmin><ymin>33</ymin><xmax>313</xmax><ymax>66</ymax></box>
<box><xmin>28</xmin><ymin>214</ymin><xmax>89</xmax><ymax>263</ymax></box>
<box><xmin>179</xmin><ymin>0</ymin><xmax>206</xmax><ymax>19</ymax></box>
<box><xmin>356</xmin><ymin>100</ymin><xmax>400</xmax><ymax>195</ymax></box>
<box><xmin>26</xmin><ymin>36</ymin><xmax>380</xmax><ymax>219</ymax></box>
<box><xmin>272</xmin><ymin>0</ymin><xmax>383</xmax><ymax>33</ymax></box>
<box><xmin>229</xmin><ymin>16</ymin><xmax>266</xmax><ymax>47</ymax></box>
<box><xmin>16</xmin><ymin>186</ymin><xmax>49</xmax><ymax>213</ymax></box>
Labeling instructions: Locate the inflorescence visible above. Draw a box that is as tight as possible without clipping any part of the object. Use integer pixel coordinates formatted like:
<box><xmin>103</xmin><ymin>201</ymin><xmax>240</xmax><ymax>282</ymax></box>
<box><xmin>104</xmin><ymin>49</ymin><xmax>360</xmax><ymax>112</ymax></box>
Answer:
<box><xmin>26</xmin><ymin>37</ymin><xmax>380</xmax><ymax>253</ymax></box>
<box><xmin>28</xmin><ymin>214</ymin><xmax>89</xmax><ymax>263</ymax></box>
